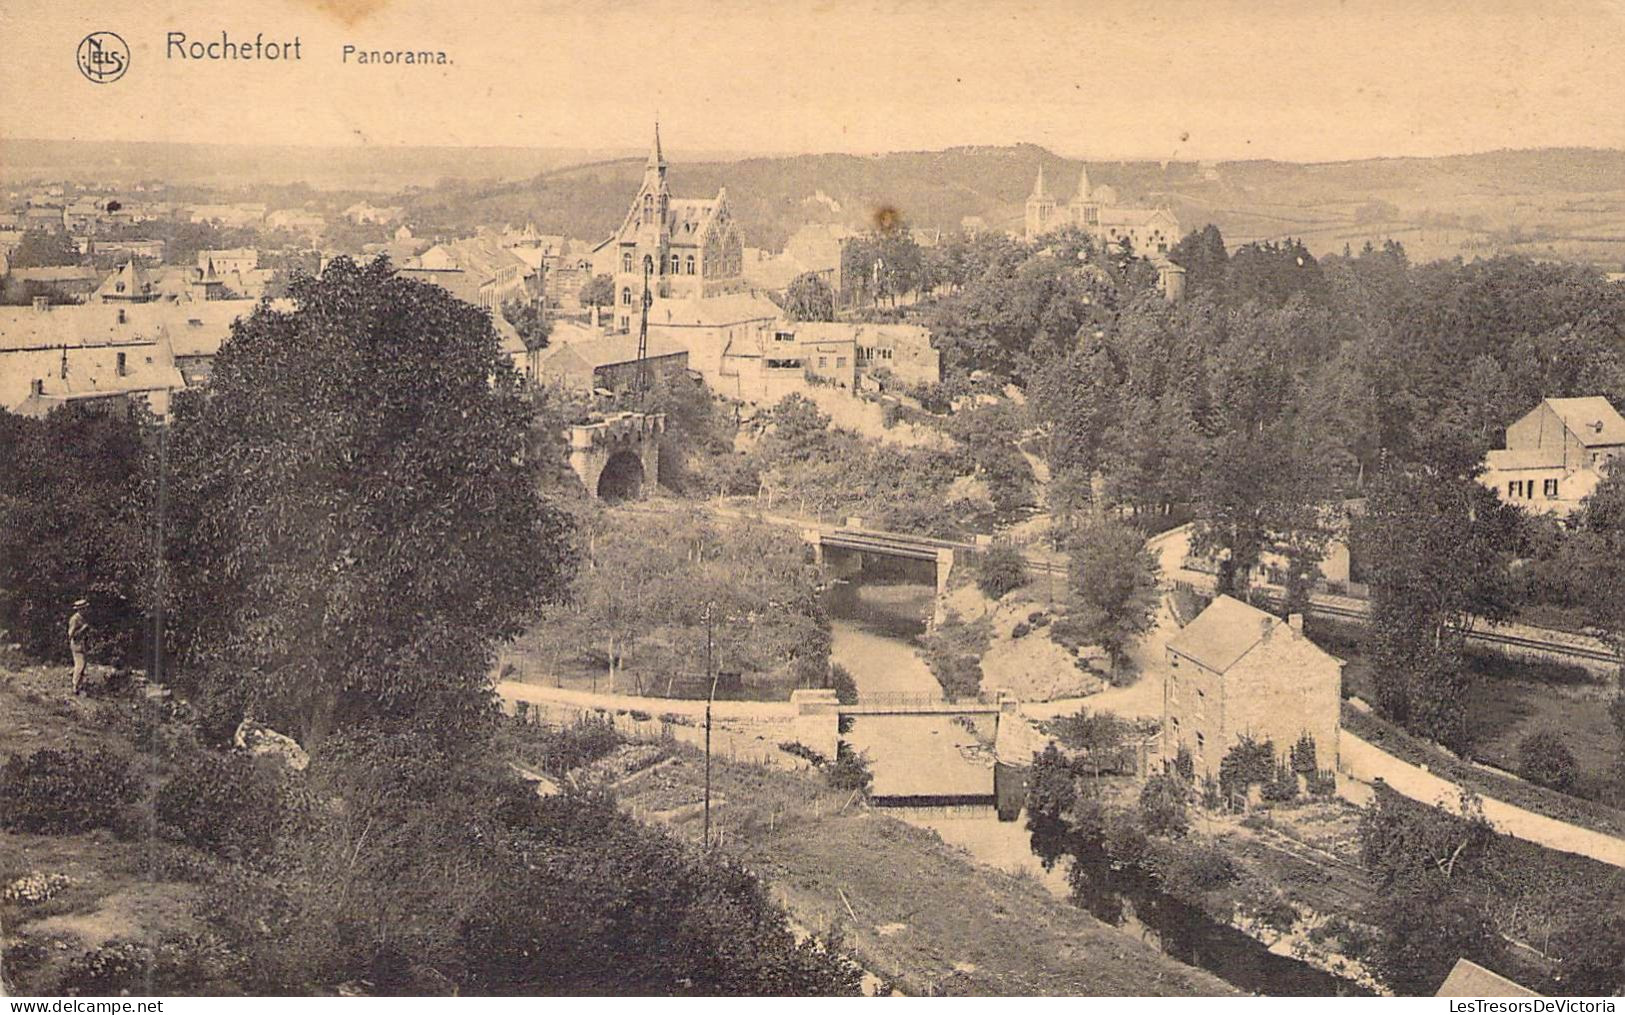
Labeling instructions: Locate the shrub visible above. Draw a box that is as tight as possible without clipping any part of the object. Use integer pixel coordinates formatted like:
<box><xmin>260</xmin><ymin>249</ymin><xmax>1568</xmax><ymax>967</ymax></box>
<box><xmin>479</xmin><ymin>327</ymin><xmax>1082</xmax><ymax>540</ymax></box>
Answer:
<box><xmin>1160</xmin><ymin>842</ymin><xmax>1238</xmax><ymax>898</ymax></box>
<box><xmin>1027</xmin><ymin>611</ymin><xmax>1050</xmax><ymax>628</ymax></box>
<box><xmin>828</xmin><ymin>664</ymin><xmax>859</xmax><ymax>705</ymax></box>
<box><xmin>1307</xmin><ymin>768</ymin><xmax>1338</xmax><ymax>797</ymax></box>
<box><xmin>154</xmin><ymin>751</ymin><xmax>287</xmax><ymax>863</ymax></box>
<box><xmin>56</xmin><ymin>934</ymin><xmax>240</xmax><ymax>996</ymax></box>
<box><xmin>779</xmin><ymin>741</ymin><xmax>829</xmax><ymax>768</ymax></box>
<box><xmin>0</xmin><ymin>748</ymin><xmax>141</xmax><ymax>835</ymax></box>
<box><xmin>1172</xmin><ymin>746</ymin><xmax>1195</xmax><ymax>783</ymax></box>
<box><xmin>521</xmin><ymin>715</ymin><xmax>622</xmax><ymax>776</ymax></box>
<box><xmin>1138</xmin><ymin>773</ymin><xmax>1189</xmax><ymax>837</ymax></box>
<box><xmin>1290</xmin><ymin>732</ymin><xmax>1318</xmax><ymax>774</ymax></box>
<box><xmin>1517</xmin><ymin>730</ymin><xmax>1578</xmax><ymax>792</ymax></box>
<box><xmin>1246</xmin><ymin>896</ymin><xmax>1301</xmax><ymax>934</ymax></box>
<box><xmin>1217</xmin><ymin>736</ymin><xmax>1277</xmax><ymax>805</ymax></box>
<box><xmin>1261</xmin><ymin>760</ymin><xmax>1299</xmax><ymax>803</ymax></box>
<box><xmin>826</xmin><ymin>743</ymin><xmax>873</xmax><ymax>795</ymax></box>
<box><xmin>1010</xmin><ymin>621</ymin><xmax>1031</xmax><ymax>640</ymax></box>
<box><xmin>976</xmin><ymin>546</ymin><xmax>1029</xmax><ymax>599</ymax></box>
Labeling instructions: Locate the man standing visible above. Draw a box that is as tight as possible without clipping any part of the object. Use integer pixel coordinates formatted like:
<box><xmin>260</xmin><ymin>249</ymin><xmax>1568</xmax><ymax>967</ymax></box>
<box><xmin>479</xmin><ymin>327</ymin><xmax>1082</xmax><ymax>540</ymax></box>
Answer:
<box><xmin>68</xmin><ymin>598</ymin><xmax>90</xmax><ymax>695</ymax></box>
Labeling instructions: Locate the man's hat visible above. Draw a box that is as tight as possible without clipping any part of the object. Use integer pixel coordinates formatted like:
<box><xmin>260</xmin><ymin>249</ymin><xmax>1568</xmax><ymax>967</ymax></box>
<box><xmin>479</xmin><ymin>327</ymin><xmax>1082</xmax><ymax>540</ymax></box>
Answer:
<box><xmin>72</xmin><ymin>598</ymin><xmax>89</xmax><ymax>608</ymax></box>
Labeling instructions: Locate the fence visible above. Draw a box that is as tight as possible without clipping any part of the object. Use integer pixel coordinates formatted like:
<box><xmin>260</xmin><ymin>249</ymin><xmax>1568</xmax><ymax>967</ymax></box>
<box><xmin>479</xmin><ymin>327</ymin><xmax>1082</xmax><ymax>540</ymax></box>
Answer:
<box><xmin>852</xmin><ymin>691</ymin><xmax>996</xmax><ymax>707</ymax></box>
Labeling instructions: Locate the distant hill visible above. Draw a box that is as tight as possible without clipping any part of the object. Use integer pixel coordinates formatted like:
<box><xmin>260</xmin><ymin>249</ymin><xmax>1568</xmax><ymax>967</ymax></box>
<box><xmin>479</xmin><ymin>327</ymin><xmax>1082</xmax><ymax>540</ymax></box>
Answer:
<box><xmin>396</xmin><ymin>144</ymin><xmax>1625</xmax><ymax>266</ymax></box>
<box><xmin>9</xmin><ymin>138</ymin><xmax>1625</xmax><ymax>268</ymax></box>
<box><xmin>0</xmin><ymin>138</ymin><xmax>752</xmax><ymax>193</ymax></box>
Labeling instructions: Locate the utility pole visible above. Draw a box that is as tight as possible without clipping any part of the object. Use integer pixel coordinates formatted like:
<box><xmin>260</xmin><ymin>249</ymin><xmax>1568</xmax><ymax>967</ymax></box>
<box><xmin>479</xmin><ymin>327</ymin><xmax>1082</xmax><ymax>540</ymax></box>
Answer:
<box><xmin>703</xmin><ymin>600</ymin><xmax>718</xmax><ymax>851</ymax></box>
<box><xmin>152</xmin><ymin>418</ymin><xmax>167</xmax><ymax>689</ymax></box>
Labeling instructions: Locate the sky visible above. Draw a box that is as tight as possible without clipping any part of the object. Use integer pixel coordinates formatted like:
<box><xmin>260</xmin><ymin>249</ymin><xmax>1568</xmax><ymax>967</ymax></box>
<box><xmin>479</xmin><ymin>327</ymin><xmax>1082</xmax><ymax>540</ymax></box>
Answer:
<box><xmin>4</xmin><ymin>0</ymin><xmax>1625</xmax><ymax>163</ymax></box>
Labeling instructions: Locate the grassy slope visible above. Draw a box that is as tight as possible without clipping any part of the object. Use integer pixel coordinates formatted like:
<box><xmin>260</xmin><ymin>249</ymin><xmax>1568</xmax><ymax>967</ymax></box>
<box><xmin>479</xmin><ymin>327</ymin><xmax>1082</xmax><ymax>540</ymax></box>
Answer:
<box><xmin>613</xmin><ymin>744</ymin><xmax>1238</xmax><ymax>996</ymax></box>
<box><xmin>5</xmin><ymin>654</ymin><xmax>1234</xmax><ymax>997</ymax></box>
<box><xmin>0</xmin><ymin>660</ymin><xmax>210</xmax><ymax>995</ymax></box>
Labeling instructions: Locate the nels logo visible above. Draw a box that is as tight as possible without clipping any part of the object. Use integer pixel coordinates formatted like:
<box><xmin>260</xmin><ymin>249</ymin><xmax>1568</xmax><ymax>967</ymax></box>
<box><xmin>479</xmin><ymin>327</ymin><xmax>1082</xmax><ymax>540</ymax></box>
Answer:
<box><xmin>77</xmin><ymin>31</ymin><xmax>130</xmax><ymax>84</ymax></box>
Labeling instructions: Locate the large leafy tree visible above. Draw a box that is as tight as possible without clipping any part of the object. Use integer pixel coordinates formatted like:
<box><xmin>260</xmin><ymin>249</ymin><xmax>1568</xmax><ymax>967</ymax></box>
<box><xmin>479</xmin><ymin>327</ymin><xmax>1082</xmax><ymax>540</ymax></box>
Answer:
<box><xmin>546</xmin><ymin>508</ymin><xmax>828</xmax><ymax>695</ymax></box>
<box><xmin>1167</xmin><ymin>224</ymin><xmax>1229</xmax><ymax>293</ymax></box>
<box><xmin>1358</xmin><ymin>789</ymin><xmax>1507</xmax><ymax>995</ymax></box>
<box><xmin>783</xmin><ymin>271</ymin><xmax>835</xmax><ymax>322</ymax></box>
<box><xmin>577</xmin><ymin>273</ymin><xmax>615</xmax><ymax>309</ymax></box>
<box><xmin>1353</xmin><ymin>463</ymin><xmax>1521</xmax><ymax>747</ymax></box>
<box><xmin>1065</xmin><ymin>517</ymin><xmax>1161</xmax><ymax>671</ymax></box>
<box><xmin>10</xmin><ymin>228</ymin><xmax>81</xmax><ymax>268</ymax></box>
<box><xmin>0</xmin><ymin>405</ymin><xmax>155</xmax><ymax>666</ymax></box>
<box><xmin>165</xmin><ymin>257</ymin><xmax>576</xmax><ymax>748</ymax></box>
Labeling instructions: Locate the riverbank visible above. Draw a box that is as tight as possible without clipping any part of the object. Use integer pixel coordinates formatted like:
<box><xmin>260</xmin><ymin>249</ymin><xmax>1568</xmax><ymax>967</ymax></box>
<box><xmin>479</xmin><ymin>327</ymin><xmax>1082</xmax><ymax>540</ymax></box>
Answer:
<box><xmin>611</xmin><ymin>742</ymin><xmax>1238</xmax><ymax>996</ymax></box>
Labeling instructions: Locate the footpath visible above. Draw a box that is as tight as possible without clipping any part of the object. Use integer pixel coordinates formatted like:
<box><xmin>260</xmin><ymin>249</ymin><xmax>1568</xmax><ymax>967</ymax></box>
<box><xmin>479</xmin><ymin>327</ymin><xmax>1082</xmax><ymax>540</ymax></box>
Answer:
<box><xmin>1336</xmin><ymin>730</ymin><xmax>1625</xmax><ymax>869</ymax></box>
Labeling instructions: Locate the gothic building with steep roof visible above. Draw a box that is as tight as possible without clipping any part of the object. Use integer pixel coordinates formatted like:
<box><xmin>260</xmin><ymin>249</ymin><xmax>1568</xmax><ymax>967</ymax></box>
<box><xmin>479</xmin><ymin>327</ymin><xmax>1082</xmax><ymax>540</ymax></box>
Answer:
<box><xmin>1024</xmin><ymin>164</ymin><xmax>1180</xmax><ymax>257</ymax></box>
<box><xmin>595</xmin><ymin>124</ymin><xmax>746</xmax><ymax>333</ymax></box>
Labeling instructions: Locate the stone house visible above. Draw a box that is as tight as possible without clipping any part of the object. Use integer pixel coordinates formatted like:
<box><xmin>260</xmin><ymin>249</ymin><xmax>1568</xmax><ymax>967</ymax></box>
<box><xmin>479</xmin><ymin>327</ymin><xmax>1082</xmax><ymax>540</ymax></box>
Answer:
<box><xmin>0</xmin><ymin>299</ymin><xmax>185</xmax><ymax>417</ymax></box>
<box><xmin>1162</xmin><ymin>595</ymin><xmax>1343</xmax><ymax>780</ymax></box>
<box><xmin>1481</xmin><ymin>396</ymin><xmax>1625</xmax><ymax>516</ymax></box>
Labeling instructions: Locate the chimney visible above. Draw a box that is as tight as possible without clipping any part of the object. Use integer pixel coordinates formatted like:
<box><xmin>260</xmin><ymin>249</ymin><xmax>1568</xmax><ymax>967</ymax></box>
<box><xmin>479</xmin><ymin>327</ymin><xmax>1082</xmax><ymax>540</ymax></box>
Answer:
<box><xmin>1288</xmin><ymin>613</ymin><xmax>1304</xmax><ymax>633</ymax></box>
<box><xmin>31</xmin><ymin>295</ymin><xmax>49</xmax><ymax>312</ymax></box>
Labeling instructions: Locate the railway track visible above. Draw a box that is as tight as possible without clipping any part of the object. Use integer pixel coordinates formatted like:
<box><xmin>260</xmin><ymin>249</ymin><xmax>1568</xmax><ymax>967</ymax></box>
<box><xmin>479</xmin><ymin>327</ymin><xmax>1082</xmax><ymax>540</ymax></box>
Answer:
<box><xmin>1255</xmin><ymin>592</ymin><xmax>1622</xmax><ymax>667</ymax></box>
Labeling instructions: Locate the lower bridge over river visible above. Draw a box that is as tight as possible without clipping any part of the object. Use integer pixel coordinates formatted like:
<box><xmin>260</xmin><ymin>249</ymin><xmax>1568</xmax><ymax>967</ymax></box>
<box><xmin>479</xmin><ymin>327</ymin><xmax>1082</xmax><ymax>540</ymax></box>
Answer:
<box><xmin>795</xmin><ymin>690</ymin><xmax>1037</xmax><ymax>813</ymax></box>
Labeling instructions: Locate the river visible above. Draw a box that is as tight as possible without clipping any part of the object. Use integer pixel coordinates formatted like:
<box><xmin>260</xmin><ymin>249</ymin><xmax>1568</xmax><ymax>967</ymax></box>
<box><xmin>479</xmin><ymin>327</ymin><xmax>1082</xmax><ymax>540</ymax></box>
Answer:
<box><xmin>825</xmin><ymin>573</ymin><xmax>1367</xmax><ymax>996</ymax></box>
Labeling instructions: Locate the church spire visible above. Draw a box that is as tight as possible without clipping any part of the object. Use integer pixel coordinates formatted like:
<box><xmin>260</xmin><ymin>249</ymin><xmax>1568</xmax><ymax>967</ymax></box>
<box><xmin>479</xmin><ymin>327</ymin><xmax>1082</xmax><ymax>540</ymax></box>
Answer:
<box><xmin>648</xmin><ymin>121</ymin><xmax>666</xmax><ymax>171</ymax></box>
<box><xmin>1030</xmin><ymin>164</ymin><xmax>1048</xmax><ymax>200</ymax></box>
<box><xmin>1077</xmin><ymin>164</ymin><xmax>1091</xmax><ymax>202</ymax></box>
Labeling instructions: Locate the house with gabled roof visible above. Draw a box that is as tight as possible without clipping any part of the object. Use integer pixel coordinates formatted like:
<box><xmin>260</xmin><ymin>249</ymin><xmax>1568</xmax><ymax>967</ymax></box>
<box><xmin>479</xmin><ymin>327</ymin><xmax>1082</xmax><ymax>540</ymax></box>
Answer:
<box><xmin>1434</xmin><ymin>958</ymin><xmax>1538</xmax><ymax>997</ymax></box>
<box><xmin>1163</xmin><ymin>595</ymin><xmax>1343</xmax><ymax>781</ymax></box>
<box><xmin>535</xmin><ymin>332</ymin><xmax>689</xmax><ymax>394</ymax></box>
<box><xmin>596</xmin><ymin>124</ymin><xmax>746</xmax><ymax>334</ymax></box>
<box><xmin>1482</xmin><ymin>396</ymin><xmax>1625</xmax><ymax>516</ymax></box>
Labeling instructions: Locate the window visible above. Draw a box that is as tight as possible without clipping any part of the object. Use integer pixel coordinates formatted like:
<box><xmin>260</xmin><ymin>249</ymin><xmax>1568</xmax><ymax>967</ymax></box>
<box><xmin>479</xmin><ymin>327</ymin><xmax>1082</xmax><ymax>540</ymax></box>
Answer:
<box><xmin>622</xmin><ymin>252</ymin><xmax>633</xmax><ymax>273</ymax></box>
<box><xmin>685</xmin><ymin>255</ymin><xmax>695</xmax><ymax>275</ymax></box>
<box><xmin>1507</xmin><ymin>481</ymin><xmax>1521</xmax><ymax>498</ymax></box>
<box><xmin>1544</xmin><ymin>478</ymin><xmax>1559</xmax><ymax>498</ymax></box>
<box><xmin>621</xmin><ymin>287</ymin><xmax>632</xmax><ymax>306</ymax></box>
<box><xmin>642</xmin><ymin>194</ymin><xmax>653</xmax><ymax>223</ymax></box>
<box><xmin>774</xmin><ymin>330</ymin><xmax>795</xmax><ymax>343</ymax></box>
<box><xmin>116</xmin><ymin>352</ymin><xmax>127</xmax><ymax>377</ymax></box>
<box><xmin>836</xmin><ymin>356</ymin><xmax>847</xmax><ymax>368</ymax></box>
<box><xmin>669</xmin><ymin>254</ymin><xmax>679</xmax><ymax>275</ymax></box>
<box><xmin>1195</xmin><ymin>732</ymin><xmax>1205</xmax><ymax>750</ymax></box>
<box><xmin>818</xmin><ymin>356</ymin><xmax>828</xmax><ymax>368</ymax></box>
